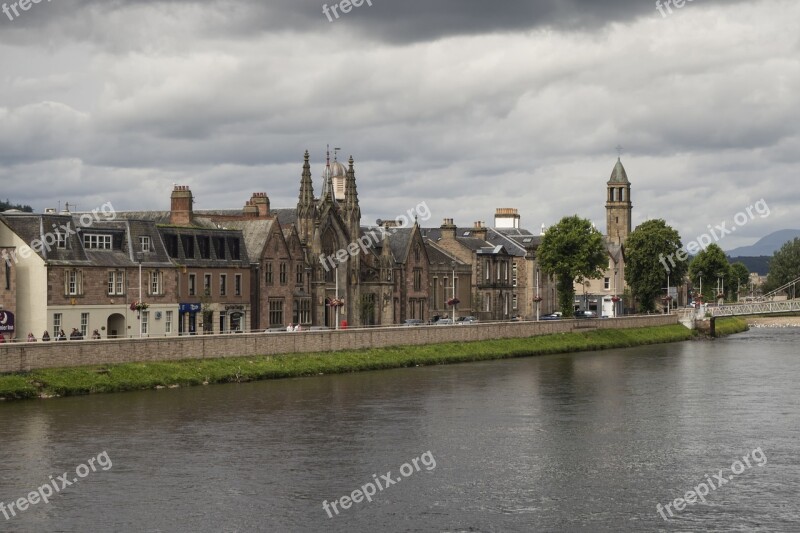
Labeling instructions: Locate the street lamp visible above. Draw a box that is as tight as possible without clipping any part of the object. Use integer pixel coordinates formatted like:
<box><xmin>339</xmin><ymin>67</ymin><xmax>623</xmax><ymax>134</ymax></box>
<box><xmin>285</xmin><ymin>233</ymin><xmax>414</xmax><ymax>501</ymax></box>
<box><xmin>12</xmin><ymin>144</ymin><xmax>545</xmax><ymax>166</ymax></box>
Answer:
<box><xmin>335</xmin><ymin>262</ymin><xmax>339</xmax><ymax>330</ymax></box>
<box><xmin>535</xmin><ymin>268</ymin><xmax>540</xmax><ymax>321</ymax></box>
<box><xmin>613</xmin><ymin>267</ymin><xmax>618</xmax><ymax>318</ymax></box>
<box><xmin>136</xmin><ymin>252</ymin><xmax>143</xmax><ymax>338</ymax></box>
<box><xmin>451</xmin><ymin>261</ymin><xmax>457</xmax><ymax>323</ymax></box>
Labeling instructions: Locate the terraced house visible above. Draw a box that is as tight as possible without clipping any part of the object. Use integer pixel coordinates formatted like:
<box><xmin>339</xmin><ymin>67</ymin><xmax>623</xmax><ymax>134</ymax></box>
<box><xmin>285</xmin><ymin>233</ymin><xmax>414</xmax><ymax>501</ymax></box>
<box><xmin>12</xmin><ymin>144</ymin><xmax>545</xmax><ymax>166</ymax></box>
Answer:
<box><xmin>0</xmin><ymin>150</ymin><xmax>438</xmax><ymax>339</ymax></box>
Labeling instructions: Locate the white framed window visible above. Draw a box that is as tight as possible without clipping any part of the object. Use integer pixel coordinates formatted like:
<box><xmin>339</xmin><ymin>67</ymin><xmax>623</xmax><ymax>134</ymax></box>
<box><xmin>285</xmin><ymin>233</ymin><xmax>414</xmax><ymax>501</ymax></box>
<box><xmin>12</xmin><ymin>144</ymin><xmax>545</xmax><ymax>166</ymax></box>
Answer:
<box><xmin>165</xmin><ymin>310</ymin><xmax>173</xmax><ymax>334</ymax></box>
<box><xmin>512</xmin><ymin>263</ymin><xmax>518</xmax><ymax>287</ymax></box>
<box><xmin>83</xmin><ymin>234</ymin><xmax>112</xmax><ymax>250</ymax></box>
<box><xmin>140</xmin><ymin>236</ymin><xmax>151</xmax><ymax>253</ymax></box>
<box><xmin>235</xmin><ymin>274</ymin><xmax>242</xmax><ymax>296</ymax></box>
<box><xmin>220</xmin><ymin>274</ymin><xmax>227</xmax><ymax>296</ymax></box>
<box><xmin>150</xmin><ymin>270</ymin><xmax>162</xmax><ymax>295</ymax></box>
<box><xmin>512</xmin><ymin>294</ymin><xmax>518</xmax><ymax>310</ymax></box>
<box><xmin>65</xmin><ymin>269</ymin><xmax>82</xmax><ymax>296</ymax></box>
<box><xmin>80</xmin><ymin>312</ymin><xmax>89</xmax><ymax>337</ymax></box>
<box><xmin>56</xmin><ymin>231</ymin><xmax>67</xmax><ymax>248</ymax></box>
<box><xmin>108</xmin><ymin>270</ymin><xmax>125</xmax><ymax>295</ymax></box>
<box><xmin>53</xmin><ymin>313</ymin><xmax>62</xmax><ymax>335</ymax></box>
<box><xmin>604</xmin><ymin>277</ymin><xmax>610</xmax><ymax>290</ymax></box>
<box><xmin>141</xmin><ymin>311</ymin><xmax>149</xmax><ymax>335</ymax></box>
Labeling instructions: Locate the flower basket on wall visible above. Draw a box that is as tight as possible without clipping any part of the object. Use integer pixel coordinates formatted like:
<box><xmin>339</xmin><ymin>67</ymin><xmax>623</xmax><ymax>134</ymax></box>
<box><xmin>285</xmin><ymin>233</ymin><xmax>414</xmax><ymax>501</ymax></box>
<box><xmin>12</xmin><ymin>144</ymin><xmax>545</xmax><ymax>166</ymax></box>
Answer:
<box><xmin>611</xmin><ymin>296</ymin><xmax>621</xmax><ymax>303</ymax></box>
<box><xmin>130</xmin><ymin>301</ymin><xmax>149</xmax><ymax>312</ymax></box>
<box><xmin>446</xmin><ymin>298</ymin><xmax>460</xmax><ymax>306</ymax></box>
<box><xmin>329</xmin><ymin>298</ymin><xmax>345</xmax><ymax>308</ymax></box>
<box><xmin>716</xmin><ymin>293</ymin><xmax>725</xmax><ymax>299</ymax></box>
<box><xmin>533</xmin><ymin>296</ymin><xmax>543</xmax><ymax>303</ymax></box>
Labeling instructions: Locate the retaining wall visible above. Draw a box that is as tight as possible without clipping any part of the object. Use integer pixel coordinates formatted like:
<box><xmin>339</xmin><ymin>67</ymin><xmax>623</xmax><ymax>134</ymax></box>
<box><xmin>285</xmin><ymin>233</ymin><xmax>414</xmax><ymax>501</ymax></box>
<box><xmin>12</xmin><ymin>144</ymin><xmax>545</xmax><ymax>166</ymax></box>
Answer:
<box><xmin>0</xmin><ymin>315</ymin><xmax>678</xmax><ymax>373</ymax></box>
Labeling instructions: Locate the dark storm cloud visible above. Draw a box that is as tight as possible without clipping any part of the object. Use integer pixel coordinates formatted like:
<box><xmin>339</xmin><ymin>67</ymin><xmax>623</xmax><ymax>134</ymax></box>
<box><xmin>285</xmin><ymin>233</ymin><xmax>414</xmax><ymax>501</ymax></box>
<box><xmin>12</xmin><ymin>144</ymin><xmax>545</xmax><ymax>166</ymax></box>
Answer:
<box><xmin>1</xmin><ymin>0</ymin><xmax>748</xmax><ymax>46</ymax></box>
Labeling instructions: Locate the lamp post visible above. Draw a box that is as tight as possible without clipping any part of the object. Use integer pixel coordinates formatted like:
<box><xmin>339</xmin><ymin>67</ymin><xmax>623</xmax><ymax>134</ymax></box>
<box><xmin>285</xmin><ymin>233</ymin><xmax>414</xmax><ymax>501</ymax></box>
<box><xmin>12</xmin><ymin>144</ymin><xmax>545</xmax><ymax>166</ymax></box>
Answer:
<box><xmin>535</xmin><ymin>268</ymin><xmax>540</xmax><ymax>321</ymax></box>
<box><xmin>613</xmin><ymin>267</ymin><xmax>618</xmax><ymax>318</ymax></box>
<box><xmin>451</xmin><ymin>261</ymin><xmax>457</xmax><ymax>323</ymax></box>
<box><xmin>335</xmin><ymin>262</ymin><xmax>339</xmax><ymax>330</ymax></box>
<box><xmin>136</xmin><ymin>252</ymin><xmax>143</xmax><ymax>338</ymax></box>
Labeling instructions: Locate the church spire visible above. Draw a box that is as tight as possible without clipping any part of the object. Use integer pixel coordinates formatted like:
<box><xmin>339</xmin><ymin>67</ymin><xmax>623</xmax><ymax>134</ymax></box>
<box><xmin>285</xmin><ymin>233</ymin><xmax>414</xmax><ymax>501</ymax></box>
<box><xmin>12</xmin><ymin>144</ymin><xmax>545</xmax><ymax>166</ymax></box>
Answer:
<box><xmin>318</xmin><ymin>145</ymin><xmax>336</xmax><ymax>208</ymax></box>
<box><xmin>297</xmin><ymin>150</ymin><xmax>317</xmax><ymax>244</ymax></box>
<box><xmin>343</xmin><ymin>154</ymin><xmax>361</xmax><ymax>240</ymax></box>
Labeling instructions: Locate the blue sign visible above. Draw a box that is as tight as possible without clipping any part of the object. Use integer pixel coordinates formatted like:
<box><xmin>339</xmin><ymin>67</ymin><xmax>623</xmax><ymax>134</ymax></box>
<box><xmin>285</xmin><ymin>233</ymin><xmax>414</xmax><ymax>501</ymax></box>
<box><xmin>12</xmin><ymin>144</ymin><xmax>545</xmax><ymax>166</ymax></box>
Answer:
<box><xmin>0</xmin><ymin>311</ymin><xmax>14</xmax><ymax>333</ymax></box>
<box><xmin>179</xmin><ymin>303</ymin><xmax>201</xmax><ymax>313</ymax></box>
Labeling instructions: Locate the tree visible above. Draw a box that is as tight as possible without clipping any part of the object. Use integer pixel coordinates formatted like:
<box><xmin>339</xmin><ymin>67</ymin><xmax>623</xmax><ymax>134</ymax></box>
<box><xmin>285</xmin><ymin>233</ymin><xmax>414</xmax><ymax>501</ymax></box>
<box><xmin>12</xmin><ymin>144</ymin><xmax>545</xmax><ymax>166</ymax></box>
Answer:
<box><xmin>538</xmin><ymin>215</ymin><xmax>607</xmax><ymax>317</ymax></box>
<box><xmin>0</xmin><ymin>199</ymin><xmax>33</xmax><ymax>212</ymax></box>
<box><xmin>688</xmin><ymin>244</ymin><xmax>731</xmax><ymax>301</ymax></box>
<box><xmin>625</xmin><ymin>219</ymin><xmax>687</xmax><ymax>313</ymax></box>
<box><xmin>765</xmin><ymin>238</ymin><xmax>800</xmax><ymax>298</ymax></box>
<box><xmin>729</xmin><ymin>262</ymin><xmax>750</xmax><ymax>300</ymax></box>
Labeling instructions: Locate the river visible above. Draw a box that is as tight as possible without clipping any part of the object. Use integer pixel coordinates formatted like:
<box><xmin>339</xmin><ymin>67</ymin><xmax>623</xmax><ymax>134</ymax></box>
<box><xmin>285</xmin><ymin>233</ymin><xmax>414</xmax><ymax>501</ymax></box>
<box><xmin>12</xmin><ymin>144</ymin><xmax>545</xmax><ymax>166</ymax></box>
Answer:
<box><xmin>1</xmin><ymin>327</ymin><xmax>799</xmax><ymax>532</ymax></box>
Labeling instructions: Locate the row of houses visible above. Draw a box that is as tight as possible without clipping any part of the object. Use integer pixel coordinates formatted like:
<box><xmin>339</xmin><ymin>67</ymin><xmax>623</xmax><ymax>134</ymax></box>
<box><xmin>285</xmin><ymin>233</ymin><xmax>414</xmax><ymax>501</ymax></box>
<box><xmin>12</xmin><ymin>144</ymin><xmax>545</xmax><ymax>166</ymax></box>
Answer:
<box><xmin>1</xmin><ymin>151</ymin><xmax>634</xmax><ymax>340</ymax></box>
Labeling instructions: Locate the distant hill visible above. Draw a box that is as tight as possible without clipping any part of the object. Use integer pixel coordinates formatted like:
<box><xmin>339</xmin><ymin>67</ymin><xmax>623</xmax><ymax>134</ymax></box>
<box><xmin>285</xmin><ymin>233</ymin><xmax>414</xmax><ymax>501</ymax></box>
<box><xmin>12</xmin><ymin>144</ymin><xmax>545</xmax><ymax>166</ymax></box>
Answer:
<box><xmin>726</xmin><ymin>229</ymin><xmax>800</xmax><ymax>257</ymax></box>
<box><xmin>727</xmin><ymin>256</ymin><xmax>771</xmax><ymax>276</ymax></box>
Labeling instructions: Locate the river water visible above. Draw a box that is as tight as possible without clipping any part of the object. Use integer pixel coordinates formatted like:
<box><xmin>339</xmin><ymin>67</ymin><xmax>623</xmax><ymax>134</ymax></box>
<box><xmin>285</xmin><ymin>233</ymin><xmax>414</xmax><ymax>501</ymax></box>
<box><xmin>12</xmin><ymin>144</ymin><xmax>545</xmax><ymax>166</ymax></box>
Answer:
<box><xmin>1</xmin><ymin>328</ymin><xmax>799</xmax><ymax>532</ymax></box>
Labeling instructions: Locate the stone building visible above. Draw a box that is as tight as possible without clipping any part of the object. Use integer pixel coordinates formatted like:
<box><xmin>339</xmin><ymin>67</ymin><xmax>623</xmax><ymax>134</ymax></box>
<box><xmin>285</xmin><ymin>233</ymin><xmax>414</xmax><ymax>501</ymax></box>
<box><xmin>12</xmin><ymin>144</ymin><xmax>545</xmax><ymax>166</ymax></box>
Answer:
<box><xmin>573</xmin><ymin>157</ymin><xmax>631</xmax><ymax>317</ymax></box>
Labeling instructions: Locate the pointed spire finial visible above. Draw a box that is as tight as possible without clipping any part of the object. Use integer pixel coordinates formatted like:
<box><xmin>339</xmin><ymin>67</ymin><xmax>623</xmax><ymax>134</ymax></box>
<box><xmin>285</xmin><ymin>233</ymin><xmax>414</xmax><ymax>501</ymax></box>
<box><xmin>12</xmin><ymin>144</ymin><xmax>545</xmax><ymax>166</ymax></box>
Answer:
<box><xmin>616</xmin><ymin>144</ymin><xmax>624</xmax><ymax>159</ymax></box>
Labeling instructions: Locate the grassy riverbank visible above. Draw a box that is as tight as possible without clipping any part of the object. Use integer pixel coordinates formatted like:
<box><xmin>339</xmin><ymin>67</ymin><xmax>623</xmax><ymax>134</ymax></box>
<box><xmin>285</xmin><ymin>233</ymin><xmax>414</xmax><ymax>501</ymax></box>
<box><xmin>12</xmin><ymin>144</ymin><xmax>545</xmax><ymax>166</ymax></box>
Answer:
<box><xmin>714</xmin><ymin>317</ymin><xmax>750</xmax><ymax>336</ymax></box>
<box><xmin>1</xmin><ymin>324</ymin><xmax>697</xmax><ymax>401</ymax></box>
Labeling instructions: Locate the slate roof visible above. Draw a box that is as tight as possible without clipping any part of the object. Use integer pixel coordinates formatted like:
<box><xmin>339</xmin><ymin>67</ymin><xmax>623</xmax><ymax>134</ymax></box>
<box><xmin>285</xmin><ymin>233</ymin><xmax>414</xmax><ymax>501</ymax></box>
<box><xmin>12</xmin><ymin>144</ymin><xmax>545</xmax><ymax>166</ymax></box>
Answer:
<box><xmin>217</xmin><ymin>219</ymin><xmax>274</xmax><ymax>263</ymax></box>
<box><xmin>0</xmin><ymin>213</ymin><xmax>175</xmax><ymax>267</ymax></box>
<box><xmin>424</xmin><ymin>240</ymin><xmax>468</xmax><ymax>267</ymax></box>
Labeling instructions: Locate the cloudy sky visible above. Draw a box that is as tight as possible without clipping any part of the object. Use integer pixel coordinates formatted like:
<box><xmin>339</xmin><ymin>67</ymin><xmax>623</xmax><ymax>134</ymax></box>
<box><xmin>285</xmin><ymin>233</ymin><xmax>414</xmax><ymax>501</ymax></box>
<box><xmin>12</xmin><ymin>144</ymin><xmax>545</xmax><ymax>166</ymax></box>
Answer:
<box><xmin>1</xmin><ymin>0</ymin><xmax>797</xmax><ymax>250</ymax></box>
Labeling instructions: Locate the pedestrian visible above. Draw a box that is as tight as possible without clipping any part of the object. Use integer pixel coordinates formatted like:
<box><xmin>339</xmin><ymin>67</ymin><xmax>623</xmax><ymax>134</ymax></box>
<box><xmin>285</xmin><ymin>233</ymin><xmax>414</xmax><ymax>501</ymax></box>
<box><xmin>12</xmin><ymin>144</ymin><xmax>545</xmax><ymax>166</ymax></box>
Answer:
<box><xmin>57</xmin><ymin>329</ymin><xmax>67</xmax><ymax>341</ymax></box>
<box><xmin>42</xmin><ymin>330</ymin><xmax>51</xmax><ymax>342</ymax></box>
<box><xmin>0</xmin><ymin>334</ymin><xmax>5</xmax><ymax>343</ymax></box>
<box><xmin>27</xmin><ymin>332</ymin><xmax>37</xmax><ymax>342</ymax></box>
<box><xmin>92</xmin><ymin>329</ymin><xmax>101</xmax><ymax>340</ymax></box>
<box><xmin>293</xmin><ymin>323</ymin><xmax>300</xmax><ymax>332</ymax></box>
<box><xmin>286</xmin><ymin>323</ymin><xmax>294</xmax><ymax>332</ymax></box>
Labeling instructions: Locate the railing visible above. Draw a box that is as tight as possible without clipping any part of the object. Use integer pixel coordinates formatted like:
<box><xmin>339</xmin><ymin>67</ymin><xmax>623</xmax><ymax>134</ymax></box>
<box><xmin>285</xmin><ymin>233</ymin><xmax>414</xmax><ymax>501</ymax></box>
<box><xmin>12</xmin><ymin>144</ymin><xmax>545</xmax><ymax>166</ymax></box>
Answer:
<box><xmin>711</xmin><ymin>300</ymin><xmax>800</xmax><ymax>317</ymax></box>
<box><xmin>759</xmin><ymin>275</ymin><xmax>800</xmax><ymax>301</ymax></box>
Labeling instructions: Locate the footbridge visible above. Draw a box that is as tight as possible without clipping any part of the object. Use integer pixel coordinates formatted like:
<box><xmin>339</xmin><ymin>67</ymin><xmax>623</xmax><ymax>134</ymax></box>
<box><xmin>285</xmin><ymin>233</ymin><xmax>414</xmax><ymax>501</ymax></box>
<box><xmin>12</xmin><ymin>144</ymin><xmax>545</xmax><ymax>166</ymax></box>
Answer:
<box><xmin>710</xmin><ymin>299</ymin><xmax>800</xmax><ymax>317</ymax></box>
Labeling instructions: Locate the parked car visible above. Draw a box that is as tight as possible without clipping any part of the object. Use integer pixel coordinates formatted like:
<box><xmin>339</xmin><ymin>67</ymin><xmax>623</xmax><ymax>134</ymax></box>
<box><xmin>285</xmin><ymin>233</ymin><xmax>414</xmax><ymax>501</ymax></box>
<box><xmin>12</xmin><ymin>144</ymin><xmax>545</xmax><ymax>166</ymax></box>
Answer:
<box><xmin>456</xmin><ymin>316</ymin><xmax>479</xmax><ymax>325</ymax></box>
<box><xmin>435</xmin><ymin>318</ymin><xmax>454</xmax><ymax>326</ymax></box>
<box><xmin>575</xmin><ymin>310</ymin><xmax>598</xmax><ymax>319</ymax></box>
<box><xmin>404</xmin><ymin>319</ymin><xmax>424</xmax><ymax>326</ymax></box>
<box><xmin>540</xmin><ymin>312</ymin><xmax>562</xmax><ymax>321</ymax></box>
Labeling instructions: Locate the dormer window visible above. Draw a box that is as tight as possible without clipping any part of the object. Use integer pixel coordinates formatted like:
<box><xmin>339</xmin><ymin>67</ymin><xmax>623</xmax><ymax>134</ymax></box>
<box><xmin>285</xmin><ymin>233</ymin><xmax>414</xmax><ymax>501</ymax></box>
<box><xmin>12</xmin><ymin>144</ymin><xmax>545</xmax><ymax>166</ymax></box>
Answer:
<box><xmin>140</xmin><ymin>236</ymin><xmax>151</xmax><ymax>252</ymax></box>
<box><xmin>83</xmin><ymin>234</ymin><xmax>112</xmax><ymax>250</ymax></box>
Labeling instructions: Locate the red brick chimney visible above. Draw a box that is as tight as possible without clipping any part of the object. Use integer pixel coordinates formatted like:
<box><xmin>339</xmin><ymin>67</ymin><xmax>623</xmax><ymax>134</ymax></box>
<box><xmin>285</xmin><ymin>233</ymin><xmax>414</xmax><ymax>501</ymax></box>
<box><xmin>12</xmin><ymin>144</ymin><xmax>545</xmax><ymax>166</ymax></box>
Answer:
<box><xmin>170</xmin><ymin>185</ymin><xmax>193</xmax><ymax>226</ymax></box>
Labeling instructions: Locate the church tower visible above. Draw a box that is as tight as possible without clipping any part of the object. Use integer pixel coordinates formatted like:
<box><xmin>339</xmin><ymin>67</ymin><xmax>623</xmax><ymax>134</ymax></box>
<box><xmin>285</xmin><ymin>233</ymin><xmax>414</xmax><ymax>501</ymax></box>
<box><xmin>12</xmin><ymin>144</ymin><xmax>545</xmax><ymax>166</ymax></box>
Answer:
<box><xmin>606</xmin><ymin>157</ymin><xmax>632</xmax><ymax>245</ymax></box>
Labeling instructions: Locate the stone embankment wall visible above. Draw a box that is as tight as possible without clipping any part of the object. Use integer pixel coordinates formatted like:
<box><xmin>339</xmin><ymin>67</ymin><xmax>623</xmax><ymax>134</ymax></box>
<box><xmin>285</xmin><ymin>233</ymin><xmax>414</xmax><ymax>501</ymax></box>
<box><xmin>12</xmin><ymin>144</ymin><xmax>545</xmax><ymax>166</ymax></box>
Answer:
<box><xmin>0</xmin><ymin>315</ymin><xmax>678</xmax><ymax>374</ymax></box>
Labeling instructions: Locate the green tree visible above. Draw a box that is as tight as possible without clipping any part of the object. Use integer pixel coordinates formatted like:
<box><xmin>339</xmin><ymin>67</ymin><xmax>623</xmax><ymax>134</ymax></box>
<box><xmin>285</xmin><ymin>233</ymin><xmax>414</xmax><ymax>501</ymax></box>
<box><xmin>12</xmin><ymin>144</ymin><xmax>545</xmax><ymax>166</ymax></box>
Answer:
<box><xmin>625</xmin><ymin>219</ymin><xmax>687</xmax><ymax>313</ymax></box>
<box><xmin>688</xmin><ymin>244</ymin><xmax>732</xmax><ymax>301</ymax></box>
<box><xmin>0</xmin><ymin>198</ymin><xmax>33</xmax><ymax>212</ymax></box>
<box><xmin>538</xmin><ymin>215</ymin><xmax>607</xmax><ymax>317</ymax></box>
<box><xmin>729</xmin><ymin>262</ymin><xmax>750</xmax><ymax>300</ymax></box>
<box><xmin>765</xmin><ymin>238</ymin><xmax>800</xmax><ymax>298</ymax></box>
